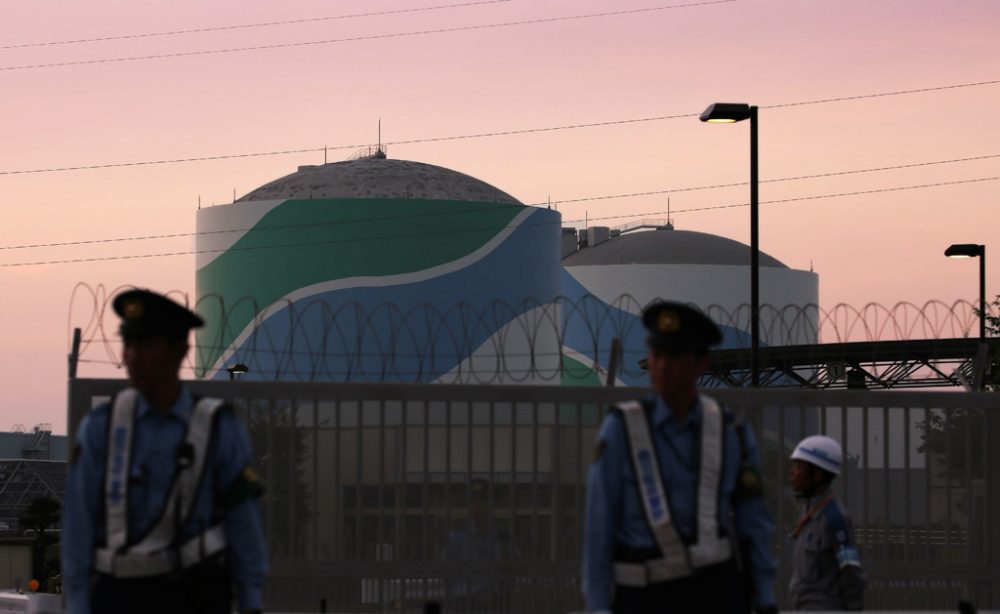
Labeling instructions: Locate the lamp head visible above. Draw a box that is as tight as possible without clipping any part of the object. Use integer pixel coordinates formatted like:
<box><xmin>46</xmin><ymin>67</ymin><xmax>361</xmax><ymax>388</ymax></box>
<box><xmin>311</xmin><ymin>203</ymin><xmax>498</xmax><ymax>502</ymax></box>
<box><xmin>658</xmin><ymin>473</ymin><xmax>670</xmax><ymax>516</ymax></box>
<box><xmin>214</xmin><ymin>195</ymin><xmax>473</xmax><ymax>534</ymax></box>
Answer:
<box><xmin>226</xmin><ymin>363</ymin><xmax>250</xmax><ymax>375</ymax></box>
<box><xmin>944</xmin><ymin>244</ymin><xmax>983</xmax><ymax>258</ymax></box>
<box><xmin>700</xmin><ymin>102</ymin><xmax>752</xmax><ymax>123</ymax></box>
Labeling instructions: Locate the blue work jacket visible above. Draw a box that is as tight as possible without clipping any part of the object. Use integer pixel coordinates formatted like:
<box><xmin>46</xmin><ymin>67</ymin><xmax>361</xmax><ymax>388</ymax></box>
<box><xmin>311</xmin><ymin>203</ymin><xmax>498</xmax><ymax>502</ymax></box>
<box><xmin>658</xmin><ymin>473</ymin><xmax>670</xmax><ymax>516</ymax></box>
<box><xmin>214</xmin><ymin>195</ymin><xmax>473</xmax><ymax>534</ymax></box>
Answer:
<box><xmin>582</xmin><ymin>395</ymin><xmax>777</xmax><ymax>611</ymax></box>
<box><xmin>61</xmin><ymin>387</ymin><xmax>267</xmax><ymax>614</ymax></box>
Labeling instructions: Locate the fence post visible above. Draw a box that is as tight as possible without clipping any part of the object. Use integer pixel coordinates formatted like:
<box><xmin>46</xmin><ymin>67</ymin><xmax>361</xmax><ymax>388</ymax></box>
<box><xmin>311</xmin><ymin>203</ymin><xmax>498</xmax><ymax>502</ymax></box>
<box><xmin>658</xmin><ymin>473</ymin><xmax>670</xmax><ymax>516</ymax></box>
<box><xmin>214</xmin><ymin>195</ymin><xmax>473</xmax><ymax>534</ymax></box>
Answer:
<box><xmin>605</xmin><ymin>338</ymin><xmax>622</xmax><ymax>387</ymax></box>
<box><xmin>68</xmin><ymin>327</ymin><xmax>81</xmax><ymax>379</ymax></box>
<box><xmin>986</xmin><ymin>405</ymin><xmax>1000</xmax><ymax>606</ymax></box>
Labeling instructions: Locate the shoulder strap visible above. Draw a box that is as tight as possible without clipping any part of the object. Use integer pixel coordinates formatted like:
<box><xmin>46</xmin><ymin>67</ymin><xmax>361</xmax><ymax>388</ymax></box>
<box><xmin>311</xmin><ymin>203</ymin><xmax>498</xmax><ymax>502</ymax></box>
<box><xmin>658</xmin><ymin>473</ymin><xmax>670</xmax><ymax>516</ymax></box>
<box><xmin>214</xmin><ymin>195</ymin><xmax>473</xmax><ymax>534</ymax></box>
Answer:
<box><xmin>128</xmin><ymin>397</ymin><xmax>225</xmax><ymax>555</ymax></box>
<box><xmin>687</xmin><ymin>395</ymin><xmax>732</xmax><ymax>567</ymax></box>
<box><xmin>104</xmin><ymin>388</ymin><xmax>139</xmax><ymax>552</ymax></box>
<box><xmin>616</xmin><ymin>400</ymin><xmax>692</xmax><ymax>578</ymax></box>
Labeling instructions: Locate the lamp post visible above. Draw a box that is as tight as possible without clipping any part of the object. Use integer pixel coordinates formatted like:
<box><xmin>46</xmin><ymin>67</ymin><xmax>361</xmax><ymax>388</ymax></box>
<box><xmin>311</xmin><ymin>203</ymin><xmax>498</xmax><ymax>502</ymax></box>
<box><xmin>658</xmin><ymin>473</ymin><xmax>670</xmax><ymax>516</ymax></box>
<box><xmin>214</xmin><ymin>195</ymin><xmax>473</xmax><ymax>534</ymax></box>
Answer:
<box><xmin>701</xmin><ymin>102</ymin><xmax>760</xmax><ymax>386</ymax></box>
<box><xmin>944</xmin><ymin>243</ymin><xmax>986</xmax><ymax>341</ymax></box>
<box><xmin>226</xmin><ymin>363</ymin><xmax>250</xmax><ymax>381</ymax></box>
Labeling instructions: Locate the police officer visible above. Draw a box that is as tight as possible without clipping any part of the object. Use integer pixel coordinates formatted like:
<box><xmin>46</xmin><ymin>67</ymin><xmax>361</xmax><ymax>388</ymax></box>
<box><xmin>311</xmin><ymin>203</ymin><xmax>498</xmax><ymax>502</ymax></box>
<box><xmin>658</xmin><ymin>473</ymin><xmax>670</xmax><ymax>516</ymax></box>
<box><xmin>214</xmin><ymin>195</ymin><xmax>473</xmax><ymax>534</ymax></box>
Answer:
<box><xmin>61</xmin><ymin>289</ymin><xmax>268</xmax><ymax>614</ymax></box>
<box><xmin>787</xmin><ymin>435</ymin><xmax>867</xmax><ymax>610</ymax></box>
<box><xmin>583</xmin><ymin>302</ymin><xmax>778</xmax><ymax>614</ymax></box>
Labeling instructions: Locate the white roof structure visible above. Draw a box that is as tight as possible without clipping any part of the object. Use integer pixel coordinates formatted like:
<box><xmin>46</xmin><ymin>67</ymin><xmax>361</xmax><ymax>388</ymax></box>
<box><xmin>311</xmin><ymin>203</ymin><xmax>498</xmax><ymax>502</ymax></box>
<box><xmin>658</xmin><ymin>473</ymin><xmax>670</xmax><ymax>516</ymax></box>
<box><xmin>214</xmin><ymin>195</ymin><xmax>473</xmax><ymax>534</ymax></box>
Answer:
<box><xmin>563</xmin><ymin>228</ymin><xmax>789</xmax><ymax>268</ymax></box>
<box><xmin>237</xmin><ymin>157</ymin><xmax>522</xmax><ymax>204</ymax></box>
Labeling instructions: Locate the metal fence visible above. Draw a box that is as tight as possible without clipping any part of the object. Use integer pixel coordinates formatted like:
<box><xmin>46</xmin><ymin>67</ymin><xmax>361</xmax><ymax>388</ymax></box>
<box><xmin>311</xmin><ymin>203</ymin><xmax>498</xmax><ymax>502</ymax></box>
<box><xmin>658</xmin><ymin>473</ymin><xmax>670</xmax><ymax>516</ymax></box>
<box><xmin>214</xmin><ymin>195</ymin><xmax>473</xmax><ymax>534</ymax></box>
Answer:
<box><xmin>67</xmin><ymin>380</ymin><xmax>1000</xmax><ymax>612</ymax></box>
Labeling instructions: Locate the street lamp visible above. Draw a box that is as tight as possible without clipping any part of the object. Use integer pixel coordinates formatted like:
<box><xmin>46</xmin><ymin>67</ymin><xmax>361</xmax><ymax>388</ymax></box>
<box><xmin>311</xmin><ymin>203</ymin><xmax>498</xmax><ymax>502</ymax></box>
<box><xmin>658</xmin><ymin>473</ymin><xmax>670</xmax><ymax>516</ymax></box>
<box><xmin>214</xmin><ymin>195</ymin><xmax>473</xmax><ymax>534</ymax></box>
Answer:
<box><xmin>945</xmin><ymin>243</ymin><xmax>986</xmax><ymax>341</ymax></box>
<box><xmin>701</xmin><ymin>102</ymin><xmax>760</xmax><ymax>386</ymax></box>
<box><xmin>226</xmin><ymin>363</ymin><xmax>249</xmax><ymax>381</ymax></box>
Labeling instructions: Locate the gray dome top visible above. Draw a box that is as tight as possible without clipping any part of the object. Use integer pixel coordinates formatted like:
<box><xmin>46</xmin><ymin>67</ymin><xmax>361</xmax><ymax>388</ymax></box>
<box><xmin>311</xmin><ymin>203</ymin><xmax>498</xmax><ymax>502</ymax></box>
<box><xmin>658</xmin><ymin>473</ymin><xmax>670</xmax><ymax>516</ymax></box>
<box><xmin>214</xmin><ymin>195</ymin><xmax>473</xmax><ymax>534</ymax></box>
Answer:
<box><xmin>563</xmin><ymin>228</ymin><xmax>788</xmax><ymax>268</ymax></box>
<box><xmin>238</xmin><ymin>157</ymin><xmax>522</xmax><ymax>204</ymax></box>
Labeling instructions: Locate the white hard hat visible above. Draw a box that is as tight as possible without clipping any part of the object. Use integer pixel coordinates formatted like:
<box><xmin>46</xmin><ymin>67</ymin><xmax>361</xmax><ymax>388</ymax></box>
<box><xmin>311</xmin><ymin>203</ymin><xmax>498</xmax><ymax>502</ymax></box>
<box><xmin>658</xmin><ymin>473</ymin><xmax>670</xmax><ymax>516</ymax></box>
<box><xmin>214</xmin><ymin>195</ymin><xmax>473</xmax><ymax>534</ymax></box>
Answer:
<box><xmin>790</xmin><ymin>435</ymin><xmax>843</xmax><ymax>476</ymax></box>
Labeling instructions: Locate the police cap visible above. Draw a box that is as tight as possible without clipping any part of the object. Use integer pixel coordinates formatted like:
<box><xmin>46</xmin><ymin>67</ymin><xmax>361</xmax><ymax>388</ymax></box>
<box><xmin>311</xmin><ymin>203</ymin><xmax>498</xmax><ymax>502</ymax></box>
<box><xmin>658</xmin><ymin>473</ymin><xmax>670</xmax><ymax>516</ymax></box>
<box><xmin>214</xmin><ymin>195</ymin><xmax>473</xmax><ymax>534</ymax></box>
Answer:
<box><xmin>113</xmin><ymin>289</ymin><xmax>204</xmax><ymax>340</ymax></box>
<box><xmin>641</xmin><ymin>302</ymin><xmax>722</xmax><ymax>353</ymax></box>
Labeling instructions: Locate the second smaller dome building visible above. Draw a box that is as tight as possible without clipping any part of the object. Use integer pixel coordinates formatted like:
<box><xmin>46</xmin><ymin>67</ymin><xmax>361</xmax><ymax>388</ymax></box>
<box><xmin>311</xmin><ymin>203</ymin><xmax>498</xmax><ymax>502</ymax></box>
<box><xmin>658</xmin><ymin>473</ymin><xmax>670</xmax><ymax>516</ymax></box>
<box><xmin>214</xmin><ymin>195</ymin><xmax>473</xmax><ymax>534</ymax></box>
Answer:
<box><xmin>559</xmin><ymin>223</ymin><xmax>819</xmax><ymax>385</ymax></box>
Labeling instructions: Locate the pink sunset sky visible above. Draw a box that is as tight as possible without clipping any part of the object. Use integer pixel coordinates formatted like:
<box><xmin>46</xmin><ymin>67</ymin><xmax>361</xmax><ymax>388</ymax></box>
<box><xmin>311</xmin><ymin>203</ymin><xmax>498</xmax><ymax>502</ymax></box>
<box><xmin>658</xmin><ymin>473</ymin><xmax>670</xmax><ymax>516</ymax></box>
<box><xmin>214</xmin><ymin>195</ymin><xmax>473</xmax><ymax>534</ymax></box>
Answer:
<box><xmin>1</xmin><ymin>0</ymin><xmax>998</xmax><ymax>432</ymax></box>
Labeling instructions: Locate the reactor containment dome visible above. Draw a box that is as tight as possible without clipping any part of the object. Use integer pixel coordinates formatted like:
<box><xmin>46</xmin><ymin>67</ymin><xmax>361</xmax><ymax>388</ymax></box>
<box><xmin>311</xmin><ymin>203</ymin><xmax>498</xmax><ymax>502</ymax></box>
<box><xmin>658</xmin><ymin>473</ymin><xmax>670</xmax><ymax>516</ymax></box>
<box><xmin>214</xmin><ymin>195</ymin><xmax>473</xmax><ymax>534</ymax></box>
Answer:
<box><xmin>559</xmin><ymin>224</ymin><xmax>819</xmax><ymax>386</ymax></box>
<box><xmin>195</xmin><ymin>156</ymin><xmax>562</xmax><ymax>383</ymax></box>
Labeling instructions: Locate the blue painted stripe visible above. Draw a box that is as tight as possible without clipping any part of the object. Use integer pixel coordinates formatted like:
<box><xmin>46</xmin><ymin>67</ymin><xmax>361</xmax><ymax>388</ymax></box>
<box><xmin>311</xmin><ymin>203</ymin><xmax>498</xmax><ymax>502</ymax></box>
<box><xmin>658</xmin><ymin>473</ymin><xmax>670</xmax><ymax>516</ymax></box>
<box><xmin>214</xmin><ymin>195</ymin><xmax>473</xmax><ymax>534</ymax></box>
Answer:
<box><xmin>215</xmin><ymin>211</ymin><xmax>560</xmax><ymax>382</ymax></box>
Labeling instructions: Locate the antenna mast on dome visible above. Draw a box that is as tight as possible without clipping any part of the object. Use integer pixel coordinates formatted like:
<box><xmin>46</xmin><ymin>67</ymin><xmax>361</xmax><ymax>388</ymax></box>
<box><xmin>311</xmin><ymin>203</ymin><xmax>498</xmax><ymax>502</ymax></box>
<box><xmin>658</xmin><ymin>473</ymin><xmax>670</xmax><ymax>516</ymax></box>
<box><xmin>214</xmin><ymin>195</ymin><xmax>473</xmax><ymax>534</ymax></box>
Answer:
<box><xmin>373</xmin><ymin>118</ymin><xmax>387</xmax><ymax>159</ymax></box>
<box><xmin>665</xmin><ymin>197</ymin><xmax>675</xmax><ymax>230</ymax></box>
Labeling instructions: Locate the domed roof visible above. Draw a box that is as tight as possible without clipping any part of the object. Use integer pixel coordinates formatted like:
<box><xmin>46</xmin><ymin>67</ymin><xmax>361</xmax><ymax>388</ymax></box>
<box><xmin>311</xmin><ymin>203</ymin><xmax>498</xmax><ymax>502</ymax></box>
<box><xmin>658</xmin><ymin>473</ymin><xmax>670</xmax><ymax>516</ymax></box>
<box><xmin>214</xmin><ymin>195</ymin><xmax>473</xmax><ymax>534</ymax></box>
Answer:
<box><xmin>237</xmin><ymin>157</ymin><xmax>522</xmax><ymax>204</ymax></box>
<box><xmin>562</xmin><ymin>228</ymin><xmax>789</xmax><ymax>268</ymax></box>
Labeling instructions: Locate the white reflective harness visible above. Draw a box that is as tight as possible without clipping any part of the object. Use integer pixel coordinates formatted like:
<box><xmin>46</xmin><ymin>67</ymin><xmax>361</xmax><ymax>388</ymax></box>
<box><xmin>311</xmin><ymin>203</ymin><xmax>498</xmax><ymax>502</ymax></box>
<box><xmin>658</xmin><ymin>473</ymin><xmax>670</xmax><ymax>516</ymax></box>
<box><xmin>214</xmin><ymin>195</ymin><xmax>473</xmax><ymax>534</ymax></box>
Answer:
<box><xmin>614</xmin><ymin>395</ymin><xmax>733</xmax><ymax>586</ymax></box>
<box><xmin>94</xmin><ymin>389</ymin><xmax>228</xmax><ymax>578</ymax></box>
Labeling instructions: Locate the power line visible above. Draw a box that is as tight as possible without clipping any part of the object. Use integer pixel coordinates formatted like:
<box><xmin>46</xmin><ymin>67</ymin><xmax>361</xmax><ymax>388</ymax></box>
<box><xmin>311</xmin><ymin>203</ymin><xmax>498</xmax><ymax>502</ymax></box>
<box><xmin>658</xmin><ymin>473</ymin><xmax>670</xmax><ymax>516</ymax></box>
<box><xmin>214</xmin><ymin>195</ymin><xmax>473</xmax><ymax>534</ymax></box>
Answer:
<box><xmin>582</xmin><ymin>176</ymin><xmax>1000</xmax><ymax>220</ymax></box>
<box><xmin>3</xmin><ymin>151</ymin><xmax>997</xmax><ymax>251</ymax></box>
<box><xmin>0</xmin><ymin>1</ymin><xmax>736</xmax><ymax>72</ymax></box>
<box><xmin>1</xmin><ymin>78</ymin><xmax>996</xmax><ymax>177</ymax></box>
<box><xmin>0</xmin><ymin>1</ymin><xmax>512</xmax><ymax>50</ymax></box>
<box><xmin>3</xmin><ymin>174</ymin><xmax>995</xmax><ymax>268</ymax></box>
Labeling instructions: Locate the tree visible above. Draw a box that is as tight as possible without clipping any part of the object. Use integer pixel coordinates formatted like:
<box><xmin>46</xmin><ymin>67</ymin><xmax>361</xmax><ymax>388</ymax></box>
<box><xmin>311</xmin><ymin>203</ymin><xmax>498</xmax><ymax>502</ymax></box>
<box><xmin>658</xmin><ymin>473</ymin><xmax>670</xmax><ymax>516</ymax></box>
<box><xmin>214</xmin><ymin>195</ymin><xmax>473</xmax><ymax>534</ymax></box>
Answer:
<box><xmin>236</xmin><ymin>401</ymin><xmax>311</xmax><ymax>559</ymax></box>
<box><xmin>975</xmin><ymin>294</ymin><xmax>999</xmax><ymax>391</ymax></box>
<box><xmin>19</xmin><ymin>496</ymin><xmax>61</xmax><ymax>592</ymax></box>
<box><xmin>914</xmin><ymin>297</ymin><xmax>996</xmax><ymax>511</ymax></box>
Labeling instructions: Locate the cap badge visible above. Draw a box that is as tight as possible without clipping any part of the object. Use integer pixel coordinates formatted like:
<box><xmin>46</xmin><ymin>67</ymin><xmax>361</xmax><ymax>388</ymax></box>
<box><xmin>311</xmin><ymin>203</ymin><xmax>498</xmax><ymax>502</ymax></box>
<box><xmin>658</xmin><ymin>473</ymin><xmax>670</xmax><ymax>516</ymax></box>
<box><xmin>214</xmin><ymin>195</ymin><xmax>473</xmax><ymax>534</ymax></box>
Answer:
<box><xmin>658</xmin><ymin>311</ymin><xmax>680</xmax><ymax>333</ymax></box>
<box><xmin>123</xmin><ymin>298</ymin><xmax>144</xmax><ymax>320</ymax></box>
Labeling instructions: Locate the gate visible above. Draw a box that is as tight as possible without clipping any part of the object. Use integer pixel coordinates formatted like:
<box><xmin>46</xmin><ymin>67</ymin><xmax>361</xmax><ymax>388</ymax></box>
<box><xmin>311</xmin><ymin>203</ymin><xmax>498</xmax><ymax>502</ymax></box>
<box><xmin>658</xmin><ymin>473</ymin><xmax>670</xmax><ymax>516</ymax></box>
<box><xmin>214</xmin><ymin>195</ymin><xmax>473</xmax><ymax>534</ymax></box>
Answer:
<box><xmin>68</xmin><ymin>380</ymin><xmax>1000</xmax><ymax>611</ymax></box>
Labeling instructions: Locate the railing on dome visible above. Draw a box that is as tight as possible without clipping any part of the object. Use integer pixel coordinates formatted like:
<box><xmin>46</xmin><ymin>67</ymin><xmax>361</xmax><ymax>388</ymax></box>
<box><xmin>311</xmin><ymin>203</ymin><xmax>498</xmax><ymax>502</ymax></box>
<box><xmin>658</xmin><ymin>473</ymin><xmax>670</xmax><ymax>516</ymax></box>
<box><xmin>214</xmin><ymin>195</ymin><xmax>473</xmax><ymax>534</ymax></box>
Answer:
<box><xmin>609</xmin><ymin>219</ymin><xmax>673</xmax><ymax>236</ymax></box>
<box><xmin>68</xmin><ymin>283</ymin><xmax>994</xmax><ymax>387</ymax></box>
<box><xmin>347</xmin><ymin>145</ymin><xmax>388</xmax><ymax>161</ymax></box>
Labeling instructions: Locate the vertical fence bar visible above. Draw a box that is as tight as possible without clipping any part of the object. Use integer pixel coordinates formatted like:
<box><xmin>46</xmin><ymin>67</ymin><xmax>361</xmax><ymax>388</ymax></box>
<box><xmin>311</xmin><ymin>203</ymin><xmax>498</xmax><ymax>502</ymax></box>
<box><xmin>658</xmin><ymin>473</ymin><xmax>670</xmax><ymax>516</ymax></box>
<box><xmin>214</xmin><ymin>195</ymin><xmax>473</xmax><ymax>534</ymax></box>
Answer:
<box><xmin>862</xmin><ymin>404</ymin><xmax>869</xmax><ymax>558</ymax></box>
<box><xmin>531</xmin><ymin>403</ymin><xmax>539</xmax><ymax>561</ymax></box>
<box><xmin>963</xmin><ymin>406</ymin><xmax>973</xmax><ymax>569</ymax></box>
<box><xmin>552</xmin><ymin>402</ymin><xmax>561</xmax><ymax>562</ymax></box>
<box><xmin>777</xmin><ymin>402</ymin><xmax>786</xmax><ymax>539</ymax></box>
<box><xmin>400</xmin><ymin>400</ymin><xmax>408</xmax><ymax>563</ymax></box>
<box><xmin>511</xmin><ymin>401</ymin><xmax>518</xmax><ymax>560</ymax></box>
<box><xmin>355</xmin><ymin>399</ymin><xmax>363</xmax><ymax>562</ymax></box>
<box><xmin>421</xmin><ymin>400</ymin><xmax>429</xmax><ymax>562</ymax></box>
<box><xmin>945</xmin><ymin>409</ymin><xmax>952</xmax><ymax>562</ymax></box>
<box><xmin>377</xmin><ymin>399</ymin><xmax>385</xmax><ymax>606</ymax></box>
<box><xmin>903</xmin><ymin>406</ymin><xmax>911</xmax><ymax>564</ymax></box>
<box><xmin>312</xmin><ymin>398</ymin><xmax>319</xmax><ymax>561</ymax></box>
<box><xmin>333</xmin><ymin>399</ymin><xmax>347</xmax><ymax>561</ymax></box>
<box><xmin>334</xmin><ymin>399</ymin><xmax>342</xmax><ymax>561</ymax></box>
<box><xmin>289</xmin><ymin>400</ymin><xmax>298</xmax><ymax>559</ymax></box>
<box><xmin>377</xmin><ymin>400</ymin><xmax>385</xmax><ymax>556</ymax></box>
<box><xmin>266</xmin><ymin>398</ymin><xmax>276</xmax><ymax>549</ymax></box>
<box><xmin>882</xmin><ymin>404</ymin><xmax>890</xmax><ymax>564</ymax></box>
<box><xmin>420</xmin><ymin>399</ymin><xmax>428</xmax><ymax>605</ymax></box>
<box><xmin>575</xmin><ymin>401</ymin><xmax>584</xmax><ymax>561</ymax></box>
<box><xmin>924</xmin><ymin>407</ymin><xmax>933</xmax><ymax>565</ymax></box>
<box><xmin>445</xmin><ymin>397</ymin><xmax>452</xmax><ymax>603</ymax></box>
<box><xmin>841</xmin><ymin>401</ymin><xmax>849</xmax><ymax>512</ymax></box>
<box><xmin>489</xmin><ymin>400</ymin><xmax>497</xmax><ymax>613</ymax></box>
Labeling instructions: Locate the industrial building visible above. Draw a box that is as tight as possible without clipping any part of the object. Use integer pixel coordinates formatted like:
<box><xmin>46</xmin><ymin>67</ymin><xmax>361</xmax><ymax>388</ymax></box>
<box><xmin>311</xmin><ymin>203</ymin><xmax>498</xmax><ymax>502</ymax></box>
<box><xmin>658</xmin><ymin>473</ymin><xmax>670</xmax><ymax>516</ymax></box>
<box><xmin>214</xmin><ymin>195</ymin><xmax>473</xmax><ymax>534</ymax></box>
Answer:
<box><xmin>195</xmin><ymin>153</ymin><xmax>562</xmax><ymax>383</ymax></box>
<box><xmin>195</xmin><ymin>154</ymin><xmax>818</xmax><ymax>386</ymax></box>
<box><xmin>560</xmin><ymin>221</ymin><xmax>819</xmax><ymax>386</ymax></box>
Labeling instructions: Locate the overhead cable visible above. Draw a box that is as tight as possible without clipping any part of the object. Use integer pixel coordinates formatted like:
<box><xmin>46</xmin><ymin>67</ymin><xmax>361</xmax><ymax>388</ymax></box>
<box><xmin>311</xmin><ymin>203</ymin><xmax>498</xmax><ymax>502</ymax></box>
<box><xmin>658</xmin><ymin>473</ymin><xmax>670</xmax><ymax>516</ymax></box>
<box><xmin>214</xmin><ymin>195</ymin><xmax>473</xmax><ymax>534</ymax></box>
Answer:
<box><xmin>3</xmin><ymin>175</ymin><xmax>996</xmax><ymax>268</ymax></box>
<box><xmin>2</xmin><ymin>151</ymin><xmax>997</xmax><ymax>251</ymax></box>
<box><xmin>0</xmin><ymin>0</ymin><xmax>512</xmax><ymax>50</ymax></box>
<box><xmin>0</xmin><ymin>1</ymin><xmax>736</xmax><ymax>72</ymax></box>
<box><xmin>1</xmin><ymin>78</ymin><xmax>996</xmax><ymax>177</ymax></box>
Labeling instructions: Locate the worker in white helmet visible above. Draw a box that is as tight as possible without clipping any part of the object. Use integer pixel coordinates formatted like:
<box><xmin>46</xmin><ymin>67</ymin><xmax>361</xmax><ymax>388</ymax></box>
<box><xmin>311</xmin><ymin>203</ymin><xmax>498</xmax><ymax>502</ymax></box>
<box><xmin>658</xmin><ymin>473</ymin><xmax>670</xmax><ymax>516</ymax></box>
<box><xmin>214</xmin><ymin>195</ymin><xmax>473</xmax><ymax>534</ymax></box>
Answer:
<box><xmin>787</xmin><ymin>435</ymin><xmax>867</xmax><ymax>610</ymax></box>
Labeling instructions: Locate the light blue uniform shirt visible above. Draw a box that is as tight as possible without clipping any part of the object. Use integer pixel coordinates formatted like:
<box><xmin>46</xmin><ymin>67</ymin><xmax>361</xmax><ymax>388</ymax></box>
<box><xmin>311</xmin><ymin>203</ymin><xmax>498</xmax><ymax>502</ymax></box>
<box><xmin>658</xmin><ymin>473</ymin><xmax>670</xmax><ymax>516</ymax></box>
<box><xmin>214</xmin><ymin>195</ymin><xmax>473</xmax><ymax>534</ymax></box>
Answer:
<box><xmin>582</xmin><ymin>395</ymin><xmax>777</xmax><ymax>611</ymax></box>
<box><xmin>61</xmin><ymin>387</ymin><xmax>268</xmax><ymax>614</ymax></box>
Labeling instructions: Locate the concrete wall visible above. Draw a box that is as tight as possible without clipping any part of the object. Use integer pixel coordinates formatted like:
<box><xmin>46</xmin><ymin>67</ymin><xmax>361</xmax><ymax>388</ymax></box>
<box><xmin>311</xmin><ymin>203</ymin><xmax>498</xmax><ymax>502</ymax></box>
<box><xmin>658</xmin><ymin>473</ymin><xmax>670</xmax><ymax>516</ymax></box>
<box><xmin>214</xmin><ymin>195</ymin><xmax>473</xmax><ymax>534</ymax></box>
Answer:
<box><xmin>0</xmin><ymin>543</ymin><xmax>31</xmax><ymax>590</ymax></box>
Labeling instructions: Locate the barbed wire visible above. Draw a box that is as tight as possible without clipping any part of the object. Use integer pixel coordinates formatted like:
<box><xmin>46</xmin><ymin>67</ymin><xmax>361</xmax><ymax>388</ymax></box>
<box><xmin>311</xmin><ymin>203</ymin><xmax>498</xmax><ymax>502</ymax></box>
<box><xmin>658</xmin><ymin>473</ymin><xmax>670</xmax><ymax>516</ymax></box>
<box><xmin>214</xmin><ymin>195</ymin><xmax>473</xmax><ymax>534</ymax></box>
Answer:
<box><xmin>69</xmin><ymin>283</ymin><xmax>992</xmax><ymax>384</ymax></box>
